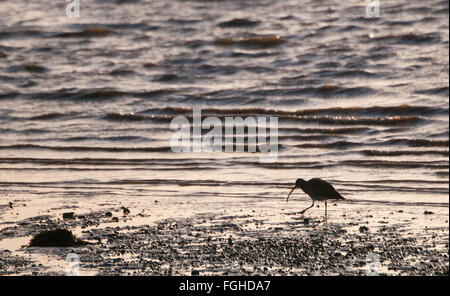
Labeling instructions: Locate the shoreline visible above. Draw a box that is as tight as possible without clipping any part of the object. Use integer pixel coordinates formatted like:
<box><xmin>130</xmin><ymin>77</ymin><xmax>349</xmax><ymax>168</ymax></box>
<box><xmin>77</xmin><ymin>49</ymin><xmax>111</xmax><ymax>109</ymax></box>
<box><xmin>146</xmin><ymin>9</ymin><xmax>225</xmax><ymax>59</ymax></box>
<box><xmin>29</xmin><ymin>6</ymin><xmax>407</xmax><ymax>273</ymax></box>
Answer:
<box><xmin>0</xmin><ymin>196</ymin><xmax>448</xmax><ymax>276</ymax></box>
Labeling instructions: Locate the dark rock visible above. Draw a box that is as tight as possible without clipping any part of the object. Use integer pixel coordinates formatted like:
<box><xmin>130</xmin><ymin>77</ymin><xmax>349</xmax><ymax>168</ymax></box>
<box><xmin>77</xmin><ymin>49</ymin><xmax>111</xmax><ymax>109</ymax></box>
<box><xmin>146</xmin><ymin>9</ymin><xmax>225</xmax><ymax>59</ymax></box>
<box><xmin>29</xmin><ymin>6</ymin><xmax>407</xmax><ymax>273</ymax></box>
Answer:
<box><xmin>424</xmin><ymin>211</ymin><xmax>434</xmax><ymax>215</ymax></box>
<box><xmin>29</xmin><ymin>229</ymin><xmax>88</xmax><ymax>247</ymax></box>
<box><xmin>191</xmin><ymin>270</ymin><xmax>200</xmax><ymax>276</ymax></box>
<box><xmin>105</xmin><ymin>212</ymin><xmax>113</xmax><ymax>217</ymax></box>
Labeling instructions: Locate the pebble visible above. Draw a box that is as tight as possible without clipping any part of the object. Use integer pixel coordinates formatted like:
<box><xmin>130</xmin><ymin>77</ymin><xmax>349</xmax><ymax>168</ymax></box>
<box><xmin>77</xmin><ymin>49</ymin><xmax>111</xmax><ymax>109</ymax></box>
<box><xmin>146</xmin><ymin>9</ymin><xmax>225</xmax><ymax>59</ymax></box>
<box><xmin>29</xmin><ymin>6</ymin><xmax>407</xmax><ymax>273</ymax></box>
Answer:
<box><xmin>121</xmin><ymin>207</ymin><xmax>130</xmax><ymax>215</ymax></box>
<box><xmin>62</xmin><ymin>212</ymin><xmax>75</xmax><ymax>219</ymax></box>
<box><xmin>359</xmin><ymin>226</ymin><xmax>369</xmax><ymax>233</ymax></box>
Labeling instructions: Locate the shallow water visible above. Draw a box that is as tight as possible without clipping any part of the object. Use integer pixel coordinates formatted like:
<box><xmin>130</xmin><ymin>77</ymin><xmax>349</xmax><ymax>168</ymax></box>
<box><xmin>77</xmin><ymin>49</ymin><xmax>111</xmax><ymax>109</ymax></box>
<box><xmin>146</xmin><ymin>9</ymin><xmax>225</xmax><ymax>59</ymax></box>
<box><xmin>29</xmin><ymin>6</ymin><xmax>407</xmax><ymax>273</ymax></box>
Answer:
<box><xmin>0</xmin><ymin>0</ymin><xmax>448</xmax><ymax>211</ymax></box>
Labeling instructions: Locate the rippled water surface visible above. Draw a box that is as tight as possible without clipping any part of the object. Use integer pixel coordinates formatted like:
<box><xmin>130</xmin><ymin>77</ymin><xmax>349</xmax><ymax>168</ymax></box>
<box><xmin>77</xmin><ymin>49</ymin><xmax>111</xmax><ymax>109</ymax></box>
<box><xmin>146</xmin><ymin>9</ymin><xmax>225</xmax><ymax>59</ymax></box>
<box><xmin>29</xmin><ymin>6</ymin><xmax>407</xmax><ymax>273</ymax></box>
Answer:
<box><xmin>0</xmin><ymin>0</ymin><xmax>448</xmax><ymax>206</ymax></box>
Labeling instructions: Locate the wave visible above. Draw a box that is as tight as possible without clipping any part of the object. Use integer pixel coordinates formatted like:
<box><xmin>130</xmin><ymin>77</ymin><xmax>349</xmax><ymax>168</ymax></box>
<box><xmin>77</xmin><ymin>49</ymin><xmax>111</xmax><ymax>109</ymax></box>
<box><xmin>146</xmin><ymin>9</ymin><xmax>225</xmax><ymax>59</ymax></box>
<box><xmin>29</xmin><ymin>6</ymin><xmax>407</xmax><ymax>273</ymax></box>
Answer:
<box><xmin>340</xmin><ymin>159</ymin><xmax>448</xmax><ymax>169</ymax></box>
<box><xmin>218</xmin><ymin>18</ymin><xmax>260</xmax><ymax>28</ymax></box>
<box><xmin>0</xmin><ymin>157</ymin><xmax>216</xmax><ymax>166</ymax></box>
<box><xmin>0</xmin><ymin>144</ymin><xmax>172</xmax><ymax>153</ymax></box>
<box><xmin>312</xmin><ymin>70</ymin><xmax>378</xmax><ymax>78</ymax></box>
<box><xmin>278</xmin><ymin>127</ymin><xmax>371</xmax><ymax>135</ymax></box>
<box><xmin>382</xmin><ymin>139</ymin><xmax>449</xmax><ymax>147</ymax></box>
<box><xmin>214</xmin><ymin>35</ymin><xmax>287</xmax><ymax>49</ymax></box>
<box><xmin>369</xmin><ymin>32</ymin><xmax>441</xmax><ymax>45</ymax></box>
<box><xmin>361</xmin><ymin>149</ymin><xmax>449</xmax><ymax>157</ymax></box>
<box><xmin>0</xmin><ymin>92</ymin><xmax>20</xmax><ymax>100</ymax></box>
<box><xmin>54</xmin><ymin>28</ymin><xmax>114</xmax><ymax>38</ymax></box>
<box><xmin>292</xmin><ymin>138</ymin><xmax>449</xmax><ymax>150</ymax></box>
<box><xmin>244</xmin><ymin>85</ymin><xmax>376</xmax><ymax>97</ymax></box>
<box><xmin>0</xmin><ymin>178</ymin><xmax>446</xmax><ymax>196</ymax></box>
<box><xmin>142</xmin><ymin>105</ymin><xmax>443</xmax><ymax>117</ymax></box>
<box><xmin>105</xmin><ymin>109</ymin><xmax>425</xmax><ymax>126</ymax></box>
<box><xmin>18</xmin><ymin>64</ymin><xmax>48</xmax><ymax>73</ymax></box>
<box><xmin>109</xmin><ymin>68</ymin><xmax>136</xmax><ymax>76</ymax></box>
<box><xmin>415</xmin><ymin>86</ymin><xmax>449</xmax><ymax>96</ymax></box>
<box><xmin>0</xmin><ymin>88</ymin><xmax>181</xmax><ymax>101</ymax></box>
<box><xmin>30</xmin><ymin>88</ymin><xmax>127</xmax><ymax>100</ymax></box>
<box><xmin>27</xmin><ymin>112</ymin><xmax>78</xmax><ymax>121</ymax></box>
<box><xmin>105</xmin><ymin>111</ymin><xmax>423</xmax><ymax>126</ymax></box>
<box><xmin>0</xmin><ymin>144</ymin><xmax>282</xmax><ymax>153</ymax></box>
<box><xmin>105</xmin><ymin>113</ymin><xmax>148</xmax><ymax>121</ymax></box>
<box><xmin>64</xmin><ymin>136</ymin><xmax>147</xmax><ymax>142</ymax></box>
<box><xmin>153</xmin><ymin>74</ymin><xmax>182</xmax><ymax>82</ymax></box>
<box><xmin>295</xmin><ymin>141</ymin><xmax>362</xmax><ymax>149</ymax></box>
<box><xmin>0</xmin><ymin>30</ymin><xmax>42</xmax><ymax>40</ymax></box>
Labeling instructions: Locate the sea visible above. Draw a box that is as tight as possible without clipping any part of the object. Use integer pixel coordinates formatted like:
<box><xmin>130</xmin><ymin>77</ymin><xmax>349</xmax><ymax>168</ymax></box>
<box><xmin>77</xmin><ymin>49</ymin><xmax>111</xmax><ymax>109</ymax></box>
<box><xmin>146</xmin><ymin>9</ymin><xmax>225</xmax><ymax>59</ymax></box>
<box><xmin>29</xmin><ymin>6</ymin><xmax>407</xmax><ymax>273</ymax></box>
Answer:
<box><xmin>0</xmin><ymin>0</ymin><xmax>448</xmax><ymax>214</ymax></box>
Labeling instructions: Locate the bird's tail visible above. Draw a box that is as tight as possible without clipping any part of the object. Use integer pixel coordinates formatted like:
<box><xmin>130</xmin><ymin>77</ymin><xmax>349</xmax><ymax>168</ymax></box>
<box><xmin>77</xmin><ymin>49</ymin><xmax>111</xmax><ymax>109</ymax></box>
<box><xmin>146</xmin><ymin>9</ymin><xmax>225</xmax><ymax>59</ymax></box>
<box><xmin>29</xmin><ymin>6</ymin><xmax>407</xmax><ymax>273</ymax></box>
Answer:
<box><xmin>337</xmin><ymin>192</ymin><xmax>345</xmax><ymax>200</ymax></box>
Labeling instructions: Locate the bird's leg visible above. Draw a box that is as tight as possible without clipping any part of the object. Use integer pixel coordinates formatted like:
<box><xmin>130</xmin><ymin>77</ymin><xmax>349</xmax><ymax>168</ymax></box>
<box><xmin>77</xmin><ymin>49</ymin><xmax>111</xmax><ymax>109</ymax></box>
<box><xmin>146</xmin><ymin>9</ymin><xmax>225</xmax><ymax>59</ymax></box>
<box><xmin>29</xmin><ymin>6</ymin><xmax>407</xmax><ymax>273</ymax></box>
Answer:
<box><xmin>325</xmin><ymin>201</ymin><xmax>327</xmax><ymax>222</ymax></box>
<box><xmin>299</xmin><ymin>200</ymin><xmax>314</xmax><ymax>214</ymax></box>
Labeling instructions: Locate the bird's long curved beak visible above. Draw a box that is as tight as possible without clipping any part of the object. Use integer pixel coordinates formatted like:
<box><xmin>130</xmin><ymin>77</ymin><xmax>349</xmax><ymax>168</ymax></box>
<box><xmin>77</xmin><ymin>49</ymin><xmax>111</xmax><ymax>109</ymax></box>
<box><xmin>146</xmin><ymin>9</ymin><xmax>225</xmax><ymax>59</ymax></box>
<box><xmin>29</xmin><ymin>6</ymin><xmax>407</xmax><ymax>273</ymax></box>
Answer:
<box><xmin>286</xmin><ymin>186</ymin><xmax>296</xmax><ymax>202</ymax></box>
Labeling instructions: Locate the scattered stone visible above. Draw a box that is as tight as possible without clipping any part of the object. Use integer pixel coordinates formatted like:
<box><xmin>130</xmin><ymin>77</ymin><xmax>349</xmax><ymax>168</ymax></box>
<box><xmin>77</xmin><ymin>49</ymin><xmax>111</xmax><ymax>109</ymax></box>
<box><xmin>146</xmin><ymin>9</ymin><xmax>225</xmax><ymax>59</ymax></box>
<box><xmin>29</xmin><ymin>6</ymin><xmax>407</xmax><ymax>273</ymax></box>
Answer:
<box><xmin>2</xmin><ymin>205</ymin><xmax>448</xmax><ymax>276</ymax></box>
<box><xmin>424</xmin><ymin>211</ymin><xmax>434</xmax><ymax>215</ymax></box>
<box><xmin>304</xmin><ymin>218</ymin><xmax>310</xmax><ymax>225</ymax></box>
<box><xmin>62</xmin><ymin>212</ymin><xmax>75</xmax><ymax>219</ymax></box>
<box><xmin>105</xmin><ymin>212</ymin><xmax>113</xmax><ymax>217</ymax></box>
<box><xmin>8</xmin><ymin>202</ymin><xmax>13</xmax><ymax>209</ymax></box>
<box><xmin>359</xmin><ymin>226</ymin><xmax>369</xmax><ymax>233</ymax></box>
<box><xmin>121</xmin><ymin>207</ymin><xmax>130</xmax><ymax>216</ymax></box>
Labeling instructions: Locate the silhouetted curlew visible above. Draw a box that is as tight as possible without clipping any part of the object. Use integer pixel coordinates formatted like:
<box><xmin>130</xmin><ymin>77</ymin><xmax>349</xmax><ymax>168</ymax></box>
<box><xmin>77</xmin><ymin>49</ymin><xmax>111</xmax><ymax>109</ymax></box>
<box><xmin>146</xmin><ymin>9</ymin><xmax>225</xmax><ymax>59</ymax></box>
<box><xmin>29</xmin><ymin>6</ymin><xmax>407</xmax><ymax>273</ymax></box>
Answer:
<box><xmin>286</xmin><ymin>178</ymin><xmax>345</xmax><ymax>219</ymax></box>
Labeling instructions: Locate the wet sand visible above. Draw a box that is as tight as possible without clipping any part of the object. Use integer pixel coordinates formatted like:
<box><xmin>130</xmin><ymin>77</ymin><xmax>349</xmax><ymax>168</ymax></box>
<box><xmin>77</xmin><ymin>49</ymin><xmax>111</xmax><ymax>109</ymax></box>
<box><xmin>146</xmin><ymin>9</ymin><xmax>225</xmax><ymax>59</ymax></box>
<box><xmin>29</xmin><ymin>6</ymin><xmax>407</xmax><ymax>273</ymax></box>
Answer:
<box><xmin>0</xmin><ymin>195</ymin><xmax>448</xmax><ymax>276</ymax></box>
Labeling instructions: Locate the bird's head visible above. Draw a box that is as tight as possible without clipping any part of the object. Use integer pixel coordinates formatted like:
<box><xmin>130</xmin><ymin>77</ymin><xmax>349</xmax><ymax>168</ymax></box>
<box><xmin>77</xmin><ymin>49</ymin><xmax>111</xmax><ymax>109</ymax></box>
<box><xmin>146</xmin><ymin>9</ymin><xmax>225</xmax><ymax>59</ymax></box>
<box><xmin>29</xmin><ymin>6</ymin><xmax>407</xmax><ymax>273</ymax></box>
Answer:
<box><xmin>295</xmin><ymin>178</ymin><xmax>306</xmax><ymax>188</ymax></box>
<box><xmin>286</xmin><ymin>178</ymin><xmax>306</xmax><ymax>202</ymax></box>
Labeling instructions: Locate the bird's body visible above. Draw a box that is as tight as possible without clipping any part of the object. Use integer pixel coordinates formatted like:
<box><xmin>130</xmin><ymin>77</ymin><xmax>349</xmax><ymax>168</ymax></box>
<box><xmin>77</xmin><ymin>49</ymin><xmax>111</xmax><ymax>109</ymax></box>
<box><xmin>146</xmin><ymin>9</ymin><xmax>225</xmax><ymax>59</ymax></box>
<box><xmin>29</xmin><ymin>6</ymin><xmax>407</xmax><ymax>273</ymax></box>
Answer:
<box><xmin>296</xmin><ymin>178</ymin><xmax>344</xmax><ymax>201</ymax></box>
<box><xmin>286</xmin><ymin>178</ymin><xmax>344</xmax><ymax>219</ymax></box>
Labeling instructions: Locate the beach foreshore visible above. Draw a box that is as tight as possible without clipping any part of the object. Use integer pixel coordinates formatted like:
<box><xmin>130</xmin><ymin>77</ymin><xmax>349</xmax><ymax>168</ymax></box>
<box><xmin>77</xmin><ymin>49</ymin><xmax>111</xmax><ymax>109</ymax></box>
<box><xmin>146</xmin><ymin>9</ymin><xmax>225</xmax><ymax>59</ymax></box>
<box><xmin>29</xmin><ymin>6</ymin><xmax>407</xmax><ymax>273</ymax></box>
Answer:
<box><xmin>0</xmin><ymin>196</ymin><xmax>448</xmax><ymax>276</ymax></box>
